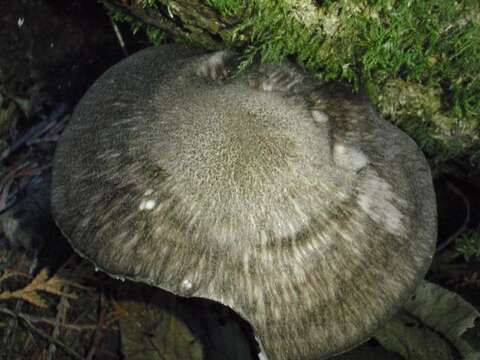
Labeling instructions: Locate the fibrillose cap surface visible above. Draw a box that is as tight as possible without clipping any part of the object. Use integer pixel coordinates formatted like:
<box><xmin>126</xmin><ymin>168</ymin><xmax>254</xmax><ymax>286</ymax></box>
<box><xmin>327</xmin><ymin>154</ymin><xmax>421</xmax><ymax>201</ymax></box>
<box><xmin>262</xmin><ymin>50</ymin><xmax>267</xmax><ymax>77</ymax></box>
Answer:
<box><xmin>52</xmin><ymin>44</ymin><xmax>437</xmax><ymax>360</ymax></box>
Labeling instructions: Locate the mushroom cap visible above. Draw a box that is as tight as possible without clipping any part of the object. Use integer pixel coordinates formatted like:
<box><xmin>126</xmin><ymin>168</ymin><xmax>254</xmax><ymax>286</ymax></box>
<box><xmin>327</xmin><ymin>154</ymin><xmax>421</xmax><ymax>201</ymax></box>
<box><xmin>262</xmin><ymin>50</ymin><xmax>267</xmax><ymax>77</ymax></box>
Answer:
<box><xmin>51</xmin><ymin>44</ymin><xmax>437</xmax><ymax>360</ymax></box>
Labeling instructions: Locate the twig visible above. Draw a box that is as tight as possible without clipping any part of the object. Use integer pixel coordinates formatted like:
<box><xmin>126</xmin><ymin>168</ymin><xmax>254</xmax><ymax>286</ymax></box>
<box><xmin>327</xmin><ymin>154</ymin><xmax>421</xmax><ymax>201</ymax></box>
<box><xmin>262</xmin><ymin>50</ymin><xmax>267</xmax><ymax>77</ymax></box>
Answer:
<box><xmin>27</xmin><ymin>108</ymin><xmax>69</xmax><ymax>146</ymax></box>
<box><xmin>0</xmin><ymin>307</ymin><xmax>84</xmax><ymax>360</ymax></box>
<box><xmin>27</xmin><ymin>136</ymin><xmax>61</xmax><ymax>145</ymax></box>
<box><xmin>8</xmin><ymin>114</ymin><xmax>18</xmax><ymax>140</ymax></box>
<box><xmin>0</xmin><ymin>176</ymin><xmax>14</xmax><ymax>212</ymax></box>
<box><xmin>45</xmin><ymin>115</ymin><xmax>69</xmax><ymax>137</ymax></box>
<box><xmin>0</xmin><ymin>162</ymin><xmax>51</xmax><ymax>213</ymax></box>
<box><xmin>0</xmin><ymin>119</ymin><xmax>50</xmax><ymax>161</ymax></box>
<box><xmin>47</xmin><ymin>297</ymin><xmax>70</xmax><ymax>360</ymax></box>
<box><xmin>86</xmin><ymin>289</ymin><xmax>106</xmax><ymax>360</ymax></box>
<box><xmin>0</xmin><ymin>161</ymin><xmax>30</xmax><ymax>212</ymax></box>
<box><xmin>146</xmin><ymin>335</ymin><xmax>168</xmax><ymax>360</ymax></box>
<box><xmin>0</xmin><ymin>103</ymin><xmax>67</xmax><ymax>162</ymax></box>
<box><xmin>3</xmin><ymin>250</ymin><xmax>38</xmax><ymax>355</ymax></box>
<box><xmin>110</xmin><ymin>18</ymin><xmax>129</xmax><ymax>57</ymax></box>
<box><xmin>0</xmin><ymin>309</ymin><xmax>99</xmax><ymax>331</ymax></box>
<box><xmin>436</xmin><ymin>181</ymin><xmax>471</xmax><ymax>253</ymax></box>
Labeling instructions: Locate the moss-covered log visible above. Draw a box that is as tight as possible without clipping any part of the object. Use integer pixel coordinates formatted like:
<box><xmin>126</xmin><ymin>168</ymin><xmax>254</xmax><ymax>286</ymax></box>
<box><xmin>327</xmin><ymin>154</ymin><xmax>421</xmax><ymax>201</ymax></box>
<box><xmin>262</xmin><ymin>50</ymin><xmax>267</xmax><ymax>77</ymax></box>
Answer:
<box><xmin>101</xmin><ymin>0</ymin><xmax>480</xmax><ymax>165</ymax></box>
<box><xmin>101</xmin><ymin>0</ymin><xmax>252</xmax><ymax>49</ymax></box>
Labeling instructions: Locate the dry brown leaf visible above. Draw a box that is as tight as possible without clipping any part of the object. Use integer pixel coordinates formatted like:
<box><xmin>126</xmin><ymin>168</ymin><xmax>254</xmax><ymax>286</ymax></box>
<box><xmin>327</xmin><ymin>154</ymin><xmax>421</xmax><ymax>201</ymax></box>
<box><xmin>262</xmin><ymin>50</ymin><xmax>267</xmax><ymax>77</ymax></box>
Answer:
<box><xmin>39</xmin><ymin>275</ymin><xmax>78</xmax><ymax>299</ymax></box>
<box><xmin>0</xmin><ymin>287</ymin><xmax>48</xmax><ymax>308</ymax></box>
<box><xmin>0</xmin><ymin>267</ymin><xmax>78</xmax><ymax>308</ymax></box>
<box><xmin>110</xmin><ymin>301</ymin><xmax>129</xmax><ymax>321</ymax></box>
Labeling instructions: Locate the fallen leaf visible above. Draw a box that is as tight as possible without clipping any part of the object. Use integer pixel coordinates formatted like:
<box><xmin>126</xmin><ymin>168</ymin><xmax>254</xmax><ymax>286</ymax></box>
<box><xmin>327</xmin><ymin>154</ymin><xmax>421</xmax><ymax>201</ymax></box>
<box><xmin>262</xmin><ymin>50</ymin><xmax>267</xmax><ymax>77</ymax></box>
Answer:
<box><xmin>375</xmin><ymin>281</ymin><xmax>480</xmax><ymax>360</ymax></box>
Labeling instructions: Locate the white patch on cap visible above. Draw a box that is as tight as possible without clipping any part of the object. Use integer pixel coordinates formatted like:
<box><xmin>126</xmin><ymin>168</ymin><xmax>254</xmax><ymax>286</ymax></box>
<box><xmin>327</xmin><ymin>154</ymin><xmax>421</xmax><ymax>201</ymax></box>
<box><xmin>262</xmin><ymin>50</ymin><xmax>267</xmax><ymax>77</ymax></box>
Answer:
<box><xmin>79</xmin><ymin>215</ymin><xmax>92</xmax><ymax>228</ymax></box>
<box><xmin>139</xmin><ymin>199</ymin><xmax>157</xmax><ymax>210</ymax></box>
<box><xmin>144</xmin><ymin>189</ymin><xmax>154</xmax><ymax>196</ymax></box>
<box><xmin>181</xmin><ymin>279</ymin><xmax>193</xmax><ymax>291</ymax></box>
<box><xmin>255</xmin><ymin>336</ymin><xmax>270</xmax><ymax>360</ymax></box>
<box><xmin>311</xmin><ymin>110</ymin><xmax>329</xmax><ymax>124</ymax></box>
<box><xmin>333</xmin><ymin>142</ymin><xmax>369</xmax><ymax>172</ymax></box>
<box><xmin>358</xmin><ymin>171</ymin><xmax>406</xmax><ymax>236</ymax></box>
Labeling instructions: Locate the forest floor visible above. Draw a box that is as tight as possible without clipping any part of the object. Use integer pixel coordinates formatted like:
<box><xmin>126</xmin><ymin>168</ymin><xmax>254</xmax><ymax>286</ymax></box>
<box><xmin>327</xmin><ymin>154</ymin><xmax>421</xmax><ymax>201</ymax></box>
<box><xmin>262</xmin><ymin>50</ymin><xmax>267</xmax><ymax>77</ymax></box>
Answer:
<box><xmin>0</xmin><ymin>1</ymin><xmax>479</xmax><ymax>359</ymax></box>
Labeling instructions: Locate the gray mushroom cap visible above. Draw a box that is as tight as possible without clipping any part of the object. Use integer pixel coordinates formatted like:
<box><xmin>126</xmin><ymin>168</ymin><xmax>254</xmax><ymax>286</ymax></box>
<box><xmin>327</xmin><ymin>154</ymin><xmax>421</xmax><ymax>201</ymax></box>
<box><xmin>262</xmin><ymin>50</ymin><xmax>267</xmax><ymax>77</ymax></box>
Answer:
<box><xmin>51</xmin><ymin>44</ymin><xmax>437</xmax><ymax>360</ymax></box>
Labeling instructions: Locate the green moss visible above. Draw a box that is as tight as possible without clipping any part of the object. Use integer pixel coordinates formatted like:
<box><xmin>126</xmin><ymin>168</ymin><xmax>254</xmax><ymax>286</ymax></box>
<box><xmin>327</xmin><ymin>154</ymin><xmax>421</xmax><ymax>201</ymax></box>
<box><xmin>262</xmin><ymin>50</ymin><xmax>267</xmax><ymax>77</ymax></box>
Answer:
<box><xmin>145</xmin><ymin>25</ymin><xmax>167</xmax><ymax>45</ymax></box>
<box><xmin>109</xmin><ymin>6</ymin><xmax>167</xmax><ymax>46</ymax></box>
<box><xmin>372</xmin><ymin>79</ymin><xmax>476</xmax><ymax>159</ymax></box>
<box><xmin>106</xmin><ymin>0</ymin><xmax>479</xmax><ymax>163</ymax></box>
<box><xmin>138</xmin><ymin>0</ymin><xmax>159</xmax><ymax>7</ymax></box>
<box><xmin>235</xmin><ymin>0</ymin><xmax>479</xmax><ymax>161</ymax></box>
<box><xmin>455</xmin><ymin>229</ymin><xmax>480</xmax><ymax>262</ymax></box>
<box><xmin>206</xmin><ymin>0</ymin><xmax>244</xmax><ymax>17</ymax></box>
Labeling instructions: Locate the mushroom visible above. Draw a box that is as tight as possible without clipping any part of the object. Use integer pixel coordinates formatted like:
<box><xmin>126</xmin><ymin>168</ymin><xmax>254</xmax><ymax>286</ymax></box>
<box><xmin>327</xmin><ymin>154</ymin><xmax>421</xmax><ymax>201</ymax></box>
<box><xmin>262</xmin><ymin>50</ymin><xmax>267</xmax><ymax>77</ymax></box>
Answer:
<box><xmin>51</xmin><ymin>43</ymin><xmax>437</xmax><ymax>360</ymax></box>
